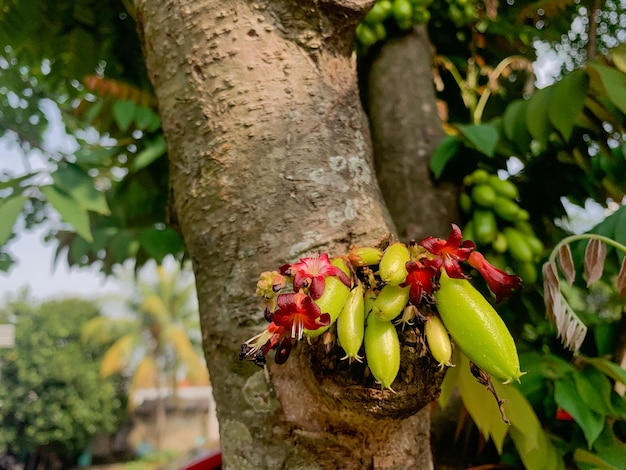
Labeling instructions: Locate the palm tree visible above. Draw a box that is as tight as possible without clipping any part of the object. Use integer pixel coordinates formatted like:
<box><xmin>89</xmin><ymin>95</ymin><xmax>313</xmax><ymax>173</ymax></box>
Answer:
<box><xmin>82</xmin><ymin>259</ymin><xmax>208</xmax><ymax>449</ymax></box>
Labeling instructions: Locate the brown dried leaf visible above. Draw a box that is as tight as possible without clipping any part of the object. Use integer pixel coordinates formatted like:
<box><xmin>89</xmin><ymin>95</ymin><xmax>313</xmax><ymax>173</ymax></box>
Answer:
<box><xmin>557</xmin><ymin>244</ymin><xmax>576</xmax><ymax>286</ymax></box>
<box><xmin>584</xmin><ymin>238</ymin><xmax>606</xmax><ymax>287</ymax></box>
<box><xmin>542</xmin><ymin>261</ymin><xmax>560</xmax><ymax>323</ymax></box>
<box><xmin>617</xmin><ymin>257</ymin><xmax>626</xmax><ymax>298</ymax></box>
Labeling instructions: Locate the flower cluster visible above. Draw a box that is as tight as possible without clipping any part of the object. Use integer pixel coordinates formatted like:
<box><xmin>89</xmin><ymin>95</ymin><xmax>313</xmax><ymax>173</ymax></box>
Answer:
<box><xmin>240</xmin><ymin>223</ymin><xmax>522</xmax><ymax>373</ymax></box>
<box><xmin>240</xmin><ymin>254</ymin><xmax>346</xmax><ymax>365</ymax></box>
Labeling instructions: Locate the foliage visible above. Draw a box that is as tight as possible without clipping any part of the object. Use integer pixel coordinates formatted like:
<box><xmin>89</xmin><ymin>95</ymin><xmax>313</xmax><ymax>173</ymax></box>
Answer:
<box><xmin>0</xmin><ymin>0</ymin><xmax>182</xmax><ymax>274</ymax></box>
<box><xmin>82</xmin><ymin>260</ymin><xmax>208</xmax><ymax>403</ymax></box>
<box><xmin>0</xmin><ymin>297</ymin><xmax>122</xmax><ymax>457</ymax></box>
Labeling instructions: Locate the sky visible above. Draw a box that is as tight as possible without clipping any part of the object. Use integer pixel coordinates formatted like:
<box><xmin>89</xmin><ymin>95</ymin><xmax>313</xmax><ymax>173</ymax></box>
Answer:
<box><xmin>0</xmin><ymin>102</ymin><xmax>119</xmax><ymax>304</ymax></box>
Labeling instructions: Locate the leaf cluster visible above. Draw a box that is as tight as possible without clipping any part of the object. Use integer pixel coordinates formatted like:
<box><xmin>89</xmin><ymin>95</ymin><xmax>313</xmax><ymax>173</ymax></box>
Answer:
<box><xmin>0</xmin><ymin>298</ymin><xmax>123</xmax><ymax>457</ymax></box>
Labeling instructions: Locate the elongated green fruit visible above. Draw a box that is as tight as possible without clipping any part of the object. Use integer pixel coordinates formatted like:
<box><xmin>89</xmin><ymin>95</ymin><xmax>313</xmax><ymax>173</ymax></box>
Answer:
<box><xmin>503</xmin><ymin>227</ymin><xmax>533</xmax><ymax>262</ymax></box>
<box><xmin>425</xmin><ymin>315</ymin><xmax>453</xmax><ymax>369</ymax></box>
<box><xmin>379</xmin><ymin>242</ymin><xmax>410</xmax><ymax>285</ymax></box>
<box><xmin>306</xmin><ymin>258</ymin><xmax>351</xmax><ymax>338</ymax></box>
<box><xmin>337</xmin><ymin>284</ymin><xmax>365</xmax><ymax>362</ymax></box>
<box><xmin>434</xmin><ymin>271</ymin><xmax>523</xmax><ymax>383</ymax></box>
<box><xmin>364</xmin><ymin>316</ymin><xmax>400</xmax><ymax>389</ymax></box>
<box><xmin>372</xmin><ymin>284</ymin><xmax>410</xmax><ymax>321</ymax></box>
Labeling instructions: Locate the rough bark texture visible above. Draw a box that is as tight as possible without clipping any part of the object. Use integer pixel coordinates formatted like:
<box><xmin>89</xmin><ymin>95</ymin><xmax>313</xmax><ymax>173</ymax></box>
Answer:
<box><xmin>366</xmin><ymin>27</ymin><xmax>459</xmax><ymax>241</ymax></box>
<box><xmin>134</xmin><ymin>1</ymin><xmax>447</xmax><ymax>468</ymax></box>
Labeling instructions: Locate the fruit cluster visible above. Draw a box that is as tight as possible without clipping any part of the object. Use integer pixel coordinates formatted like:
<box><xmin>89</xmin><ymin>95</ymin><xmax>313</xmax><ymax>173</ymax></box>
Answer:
<box><xmin>444</xmin><ymin>0</ymin><xmax>475</xmax><ymax>27</ymax></box>
<box><xmin>356</xmin><ymin>0</ymin><xmax>433</xmax><ymax>54</ymax></box>
<box><xmin>460</xmin><ymin>169</ymin><xmax>544</xmax><ymax>284</ymax></box>
<box><xmin>241</xmin><ymin>224</ymin><xmax>525</xmax><ymax>390</ymax></box>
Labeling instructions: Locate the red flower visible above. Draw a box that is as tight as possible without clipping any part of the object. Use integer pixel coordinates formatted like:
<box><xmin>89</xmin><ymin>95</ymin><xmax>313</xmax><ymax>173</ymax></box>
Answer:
<box><xmin>273</xmin><ymin>293</ymin><xmax>330</xmax><ymax>340</ymax></box>
<box><xmin>240</xmin><ymin>322</ymin><xmax>290</xmax><ymax>367</ymax></box>
<box><xmin>420</xmin><ymin>223</ymin><xmax>475</xmax><ymax>279</ymax></box>
<box><xmin>468</xmin><ymin>251</ymin><xmax>522</xmax><ymax>302</ymax></box>
<box><xmin>401</xmin><ymin>260</ymin><xmax>438</xmax><ymax>305</ymax></box>
<box><xmin>555</xmin><ymin>407</ymin><xmax>574</xmax><ymax>421</ymax></box>
<box><xmin>280</xmin><ymin>253</ymin><xmax>351</xmax><ymax>299</ymax></box>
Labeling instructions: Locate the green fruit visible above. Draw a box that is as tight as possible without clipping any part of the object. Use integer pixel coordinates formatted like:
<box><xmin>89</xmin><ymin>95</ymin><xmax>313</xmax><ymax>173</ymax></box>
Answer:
<box><xmin>472</xmin><ymin>209</ymin><xmax>498</xmax><ymax>245</ymax></box>
<box><xmin>411</xmin><ymin>6</ymin><xmax>430</xmax><ymax>23</ymax></box>
<box><xmin>337</xmin><ymin>284</ymin><xmax>365</xmax><ymax>362</ymax></box>
<box><xmin>503</xmin><ymin>227</ymin><xmax>534</xmax><ymax>263</ymax></box>
<box><xmin>307</xmin><ymin>258</ymin><xmax>351</xmax><ymax>337</ymax></box>
<box><xmin>493</xmin><ymin>196</ymin><xmax>521</xmax><ymax>222</ymax></box>
<box><xmin>462</xmin><ymin>220</ymin><xmax>475</xmax><ymax>242</ymax></box>
<box><xmin>379</xmin><ymin>242</ymin><xmax>410</xmax><ymax>285</ymax></box>
<box><xmin>524</xmin><ymin>235</ymin><xmax>544</xmax><ymax>257</ymax></box>
<box><xmin>471</xmin><ymin>184</ymin><xmax>497</xmax><ymax>207</ymax></box>
<box><xmin>491</xmin><ymin>232</ymin><xmax>508</xmax><ymax>253</ymax></box>
<box><xmin>393</xmin><ymin>0</ymin><xmax>413</xmax><ymax>25</ymax></box>
<box><xmin>487</xmin><ymin>175</ymin><xmax>519</xmax><ymax>200</ymax></box>
<box><xmin>364</xmin><ymin>316</ymin><xmax>401</xmax><ymax>389</ymax></box>
<box><xmin>372</xmin><ymin>284</ymin><xmax>410</xmax><ymax>321</ymax></box>
<box><xmin>372</xmin><ymin>22</ymin><xmax>387</xmax><ymax>41</ymax></box>
<box><xmin>365</xmin><ymin>1</ymin><xmax>391</xmax><ymax>24</ymax></box>
<box><xmin>356</xmin><ymin>24</ymin><xmax>378</xmax><ymax>48</ymax></box>
<box><xmin>470</xmin><ymin>169</ymin><xmax>489</xmax><ymax>184</ymax></box>
<box><xmin>459</xmin><ymin>191</ymin><xmax>473</xmax><ymax>213</ymax></box>
<box><xmin>514</xmin><ymin>261</ymin><xmax>537</xmax><ymax>284</ymax></box>
<box><xmin>348</xmin><ymin>246</ymin><xmax>383</xmax><ymax>267</ymax></box>
<box><xmin>434</xmin><ymin>271</ymin><xmax>523</xmax><ymax>383</ymax></box>
<box><xmin>425</xmin><ymin>315</ymin><xmax>453</xmax><ymax>369</ymax></box>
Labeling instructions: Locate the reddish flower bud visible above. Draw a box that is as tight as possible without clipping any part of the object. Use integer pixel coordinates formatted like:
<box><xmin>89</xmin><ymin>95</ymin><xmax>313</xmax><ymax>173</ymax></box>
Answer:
<box><xmin>468</xmin><ymin>251</ymin><xmax>522</xmax><ymax>302</ymax></box>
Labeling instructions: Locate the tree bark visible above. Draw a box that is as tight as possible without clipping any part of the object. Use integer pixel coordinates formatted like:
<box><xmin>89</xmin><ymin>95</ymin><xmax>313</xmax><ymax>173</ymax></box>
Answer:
<box><xmin>134</xmin><ymin>1</ymin><xmax>445</xmax><ymax>468</ymax></box>
<box><xmin>366</xmin><ymin>27</ymin><xmax>459</xmax><ymax>242</ymax></box>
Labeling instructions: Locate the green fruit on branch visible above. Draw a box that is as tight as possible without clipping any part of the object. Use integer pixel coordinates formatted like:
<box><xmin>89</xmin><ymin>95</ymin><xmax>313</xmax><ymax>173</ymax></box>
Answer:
<box><xmin>459</xmin><ymin>191</ymin><xmax>473</xmax><ymax>213</ymax></box>
<box><xmin>425</xmin><ymin>314</ymin><xmax>453</xmax><ymax>369</ymax></box>
<box><xmin>491</xmin><ymin>232</ymin><xmax>508</xmax><ymax>253</ymax></box>
<box><xmin>434</xmin><ymin>271</ymin><xmax>523</xmax><ymax>383</ymax></box>
<box><xmin>348</xmin><ymin>246</ymin><xmax>383</xmax><ymax>267</ymax></box>
<box><xmin>364</xmin><ymin>316</ymin><xmax>401</xmax><ymax>389</ymax></box>
<box><xmin>503</xmin><ymin>227</ymin><xmax>534</xmax><ymax>263</ymax></box>
<box><xmin>486</xmin><ymin>175</ymin><xmax>519</xmax><ymax>200</ymax></box>
<box><xmin>471</xmin><ymin>184</ymin><xmax>497</xmax><ymax>207</ymax></box>
<box><xmin>337</xmin><ymin>284</ymin><xmax>366</xmax><ymax>362</ymax></box>
<box><xmin>493</xmin><ymin>196</ymin><xmax>521</xmax><ymax>222</ymax></box>
<box><xmin>472</xmin><ymin>209</ymin><xmax>498</xmax><ymax>244</ymax></box>
<box><xmin>379</xmin><ymin>242</ymin><xmax>410</xmax><ymax>285</ymax></box>
<box><xmin>372</xmin><ymin>284</ymin><xmax>411</xmax><ymax>321</ymax></box>
<box><xmin>393</xmin><ymin>0</ymin><xmax>413</xmax><ymax>29</ymax></box>
<box><xmin>306</xmin><ymin>258</ymin><xmax>351</xmax><ymax>337</ymax></box>
<box><xmin>513</xmin><ymin>260</ymin><xmax>538</xmax><ymax>284</ymax></box>
<box><xmin>356</xmin><ymin>23</ymin><xmax>378</xmax><ymax>48</ymax></box>
<box><xmin>364</xmin><ymin>1</ymin><xmax>392</xmax><ymax>24</ymax></box>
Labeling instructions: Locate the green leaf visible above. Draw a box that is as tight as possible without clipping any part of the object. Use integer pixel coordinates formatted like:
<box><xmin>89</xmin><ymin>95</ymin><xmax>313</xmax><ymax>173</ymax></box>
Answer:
<box><xmin>112</xmin><ymin>99</ymin><xmax>136</xmax><ymax>132</ymax></box>
<box><xmin>41</xmin><ymin>185</ymin><xmax>93</xmax><ymax>242</ymax></box>
<box><xmin>137</xmin><ymin>226</ymin><xmax>184</xmax><ymax>263</ymax></box>
<box><xmin>430</xmin><ymin>135</ymin><xmax>461</xmax><ymax>179</ymax></box>
<box><xmin>589</xmin><ymin>63</ymin><xmax>626</xmax><ymax>116</ymax></box>
<box><xmin>458</xmin><ymin>124</ymin><xmax>499</xmax><ymax>157</ymax></box>
<box><xmin>456</xmin><ymin>350</ymin><xmax>509</xmax><ymax>453</ymax></box>
<box><xmin>548</xmin><ymin>70</ymin><xmax>589</xmax><ymax>141</ymax></box>
<box><xmin>52</xmin><ymin>163</ymin><xmax>111</xmax><ymax>216</ymax></box>
<box><xmin>0</xmin><ymin>195</ymin><xmax>27</xmax><ymax>246</ymax></box>
<box><xmin>573</xmin><ymin>448</ymin><xmax>616</xmax><ymax>470</ymax></box>
<box><xmin>554</xmin><ymin>375</ymin><xmax>604</xmax><ymax>447</ymax></box>
<box><xmin>573</xmin><ymin>366</ymin><xmax>615</xmax><ymax>417</ymax></box>
<box><xmin>503</xmin><ymin>99</ymin><xmax>532</xmax><ymax>153</ymax></box>
<box><xmin>134</xmin><ymin>106</ymin><xmax>160</xmax><ymax>130</ymax></box>
<box><xmin>131</xmin><ymin>136</ymin><xmax>167</xmax><ymax>172</ymax></box>
<box><xmin>526</xmin><ymin>86</ymin><xmax>553</xmax><ymax>147</ymax></box>
<box><xmin>584</xmin><ymin>356</ymin><xmax>626</xmax><ymax>387</ymax></box>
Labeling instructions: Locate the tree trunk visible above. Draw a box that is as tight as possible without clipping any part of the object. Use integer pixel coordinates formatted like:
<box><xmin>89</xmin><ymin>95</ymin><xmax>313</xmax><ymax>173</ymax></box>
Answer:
<box><xmin>365</xmin><ymin>27</ymin><xmax>459</xmax><ymax>241</ymax></box>
<box><xmin>134</xmin><ymin>1</ymin><xmax>447</xmax><ymax>468</ymax></box>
